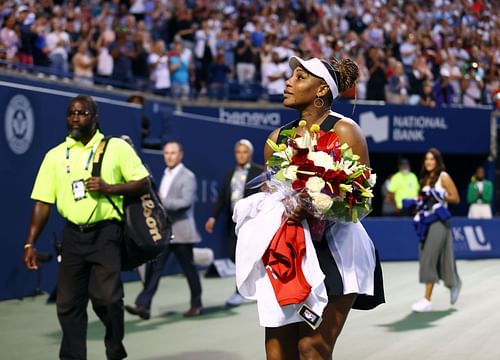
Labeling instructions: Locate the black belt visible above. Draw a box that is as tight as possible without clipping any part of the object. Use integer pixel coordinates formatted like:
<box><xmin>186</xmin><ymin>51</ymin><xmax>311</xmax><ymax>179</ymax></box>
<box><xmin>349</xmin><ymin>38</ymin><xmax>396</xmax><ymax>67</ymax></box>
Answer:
<box><xmin>66</xmin><ymin>220</ymin><xmax>121</xmax><ymax>233</ymax></box>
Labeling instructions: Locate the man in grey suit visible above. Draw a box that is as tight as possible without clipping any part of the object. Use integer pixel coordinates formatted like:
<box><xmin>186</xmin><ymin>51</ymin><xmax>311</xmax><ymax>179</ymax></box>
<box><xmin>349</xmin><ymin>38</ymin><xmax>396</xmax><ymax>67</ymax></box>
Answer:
<box><xmin>204</xmin><ymin>139</ymin><xmax>263</xmax><ymax>306</ymax></box>
<box><xmin>125</xmin><ymin>141</ymin><xmax>203</xmax><ymax>319</ymax></box>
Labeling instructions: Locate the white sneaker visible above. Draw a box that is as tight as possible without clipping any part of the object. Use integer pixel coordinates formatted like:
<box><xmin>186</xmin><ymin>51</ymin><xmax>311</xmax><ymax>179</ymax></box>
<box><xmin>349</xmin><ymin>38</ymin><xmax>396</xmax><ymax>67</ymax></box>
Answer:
<box><xmin>225</xmin><ymin>292</ymin><xmax>250</xmax><ymax>306</ymax></box>
<box><xmin>450</xmin><ymin>281</ymin><xmax>462</xmax><ymax>305</ymax></box>
<box><xmin>412</xmin><ymin>298</ymin><xmax>432</xmax><ymax>312</ymax></box>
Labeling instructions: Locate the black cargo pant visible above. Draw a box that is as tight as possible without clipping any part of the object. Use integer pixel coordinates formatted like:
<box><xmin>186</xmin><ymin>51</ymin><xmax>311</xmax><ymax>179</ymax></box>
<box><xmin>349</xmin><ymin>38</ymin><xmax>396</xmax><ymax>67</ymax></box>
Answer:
<box><xmin>57</xmin><ymin>220</ymin><xmax>126</xmax><ymax>360</ymax></box>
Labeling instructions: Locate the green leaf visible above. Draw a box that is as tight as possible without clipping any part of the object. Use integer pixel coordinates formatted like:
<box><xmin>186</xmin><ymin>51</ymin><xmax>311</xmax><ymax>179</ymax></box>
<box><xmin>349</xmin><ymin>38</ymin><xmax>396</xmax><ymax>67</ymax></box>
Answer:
<box><xmin>266</xmin><ymin>139</ymin><xmax>281</xmax><ymax>152</ymax></box>
<box><xmin>266</xmin><ymin>156</ymin><xmax>285</xmax><ymax>168</ymax></box>
<box><xmin>280</xmin><ymin>128</ymin><xmax>297</xmax><ymax>140</ymax></box>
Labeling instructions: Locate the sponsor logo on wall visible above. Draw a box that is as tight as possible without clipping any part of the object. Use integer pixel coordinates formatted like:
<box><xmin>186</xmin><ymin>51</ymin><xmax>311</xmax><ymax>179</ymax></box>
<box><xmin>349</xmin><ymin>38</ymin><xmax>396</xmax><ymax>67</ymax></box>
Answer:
<box><xmin>219</xmin><ymin>108</ymin><xmax>281</xmax><ymax>129</ymax></box>
<box><xmin>4</xmin><ymin>94</ymin><xmax>34</xmax><ymax>155</ymax></box>
<box><xmin>359</xmin><ymin>111</ymin><xmax>389</xmax><ymax>143</ymax></box>
<box><xmin>359</xmin><ymin>111</ymin><xmax>448</xmax><ymax>143</ymax></box>
<box><xmin>452</xmin><ymin>225</ymin><xmax>492</xmax><ymax>252</ymax></box>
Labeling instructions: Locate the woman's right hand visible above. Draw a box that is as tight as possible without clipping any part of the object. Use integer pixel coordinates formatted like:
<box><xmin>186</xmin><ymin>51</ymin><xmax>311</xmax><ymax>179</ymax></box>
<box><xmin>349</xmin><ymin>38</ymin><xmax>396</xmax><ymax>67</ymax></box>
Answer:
<box><xmin>285</xmin><ymin>193</ymin><xmax>312</xmax><ymax>225</ymax></box>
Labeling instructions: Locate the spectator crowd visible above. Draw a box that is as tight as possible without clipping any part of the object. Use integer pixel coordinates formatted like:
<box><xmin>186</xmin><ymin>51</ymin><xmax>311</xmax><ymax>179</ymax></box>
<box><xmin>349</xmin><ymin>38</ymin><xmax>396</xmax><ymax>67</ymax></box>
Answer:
<box><xmin>0</xmin><ymin>0</ymin><xmax>498</xmax><ymax>107</ymax></box>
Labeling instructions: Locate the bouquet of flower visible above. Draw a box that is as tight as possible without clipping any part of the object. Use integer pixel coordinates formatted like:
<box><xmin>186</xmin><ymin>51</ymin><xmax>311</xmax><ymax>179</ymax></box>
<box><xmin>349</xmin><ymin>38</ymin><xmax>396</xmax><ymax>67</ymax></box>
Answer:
<box><xmin>266</xmin><ymin>120</ymin><xmax>376</xmax><ymax>223</ymax></box>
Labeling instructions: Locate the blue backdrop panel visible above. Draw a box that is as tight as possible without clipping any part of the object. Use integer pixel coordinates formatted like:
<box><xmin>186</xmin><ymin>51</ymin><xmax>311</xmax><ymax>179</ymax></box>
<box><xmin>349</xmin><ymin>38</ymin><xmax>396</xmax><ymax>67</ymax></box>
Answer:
<box><xmin>362</xmin><ymin>217</ymin><xmax>419</xmax><ymax>260</ymax></box>
<box><xmin>363</xmin><ymin>217</ymin><xmax>500</xmax><ymax>261</ymax></box>
<box><xmin>172</xmin><ymin>103</ymin><xmax>492</xmax><ymax>154</ymax></box>
<box><xmin>357</xmin><ymin>105</ymin><xmax>491</xmax><ymax>154</ymax></box>
<box><xmin>0</xmin><ymin>83</ymin><xmax>142</xmax><ymax>301</ymax></box>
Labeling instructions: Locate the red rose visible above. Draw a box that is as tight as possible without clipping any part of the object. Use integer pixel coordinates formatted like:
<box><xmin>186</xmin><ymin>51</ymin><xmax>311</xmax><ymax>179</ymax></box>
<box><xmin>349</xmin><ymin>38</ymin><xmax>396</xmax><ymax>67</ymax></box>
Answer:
<box><xmin>292</xmin><ymin>179</ymin><xmax>307</xmax><ymax>191</ymax></box>
<box><xmin>291</xmin><ymin>148</ymin><xmax>310</xmax><ymax>166</ymax></box>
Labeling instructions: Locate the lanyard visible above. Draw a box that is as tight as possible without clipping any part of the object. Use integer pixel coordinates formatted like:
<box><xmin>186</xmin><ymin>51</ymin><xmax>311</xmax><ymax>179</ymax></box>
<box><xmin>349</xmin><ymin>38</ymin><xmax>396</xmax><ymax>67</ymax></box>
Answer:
<box><xmin>65</xmin><ymin>143</ymin><xmax>98</xmax><ymax>175</ymax></box>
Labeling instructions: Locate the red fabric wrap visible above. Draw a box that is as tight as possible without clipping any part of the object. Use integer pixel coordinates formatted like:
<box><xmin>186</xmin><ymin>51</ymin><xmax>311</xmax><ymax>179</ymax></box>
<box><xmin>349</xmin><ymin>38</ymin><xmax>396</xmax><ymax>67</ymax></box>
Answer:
<box><xmin>262</xmin><ymin>219</ymin><xmax>312</xmax><ymax>306</ymax></box>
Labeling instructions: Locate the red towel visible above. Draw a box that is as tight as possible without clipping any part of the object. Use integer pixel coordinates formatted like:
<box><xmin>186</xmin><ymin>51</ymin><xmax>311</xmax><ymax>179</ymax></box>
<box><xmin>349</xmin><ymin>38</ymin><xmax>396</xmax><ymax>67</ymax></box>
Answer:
<box><xmin>262</xmin><ymin>219</ymin><xmax>312</xmax><ymax>306</ymax></box>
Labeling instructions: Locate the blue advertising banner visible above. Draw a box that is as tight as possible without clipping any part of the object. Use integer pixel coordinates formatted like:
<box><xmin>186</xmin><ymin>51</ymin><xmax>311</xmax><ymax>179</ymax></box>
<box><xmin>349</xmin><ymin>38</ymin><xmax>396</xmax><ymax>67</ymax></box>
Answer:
<box><xmin>363</xmin><ymin>217</ymin><xmax>500</xmax><ymax>261</ymax></box>
<box><xmin>143</xmin><ymin>102</ymin><xmax>492</xmax><ymax>155</ymax></box>
<box><xmin>357</xmin><ymin>106</ymin><xmax>491</xmax><ymax>154</ymax></box>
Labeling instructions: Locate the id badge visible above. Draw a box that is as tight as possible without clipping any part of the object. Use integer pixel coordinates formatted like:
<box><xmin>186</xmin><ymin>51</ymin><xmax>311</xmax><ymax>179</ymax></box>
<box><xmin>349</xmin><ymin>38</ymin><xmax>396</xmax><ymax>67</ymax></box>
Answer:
<box><xmin>72</xmin><ymin>179</ymin><xmax>86</xmax><ymax>201</ymax></box>
<box><xmin>297</xmin><ymin>303</ymin><xmax>323</xmax><ymax>330</ymax></box>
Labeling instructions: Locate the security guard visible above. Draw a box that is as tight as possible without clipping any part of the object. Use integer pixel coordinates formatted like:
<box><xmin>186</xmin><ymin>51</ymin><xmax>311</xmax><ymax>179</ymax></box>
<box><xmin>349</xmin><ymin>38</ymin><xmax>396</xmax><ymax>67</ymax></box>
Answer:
<box><xmin>23</xmin><ymin>95</ymin><xmax>150</xmax><ymax>360</ymax></box>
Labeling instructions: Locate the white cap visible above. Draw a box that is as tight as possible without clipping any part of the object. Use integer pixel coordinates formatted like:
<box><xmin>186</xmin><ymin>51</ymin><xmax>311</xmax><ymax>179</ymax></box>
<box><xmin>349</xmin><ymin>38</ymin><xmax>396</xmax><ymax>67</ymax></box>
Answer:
<box><xmin>289</xmin><ymin>56</ymin><xmax>339</xmax><ymax>99</ymax></box>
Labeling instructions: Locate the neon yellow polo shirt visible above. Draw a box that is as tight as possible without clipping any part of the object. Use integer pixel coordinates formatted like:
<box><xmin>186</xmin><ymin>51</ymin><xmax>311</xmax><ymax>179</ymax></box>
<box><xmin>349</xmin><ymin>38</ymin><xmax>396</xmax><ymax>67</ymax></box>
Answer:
<box><xmin>388</xmin><ymin>171</ymin><xmax>420</xmax><ymax>209</ymax></box>
<box><xmin>31</xmin><ymin>130</ymin><xmax>149</xmax><ymax>224</ymax></box>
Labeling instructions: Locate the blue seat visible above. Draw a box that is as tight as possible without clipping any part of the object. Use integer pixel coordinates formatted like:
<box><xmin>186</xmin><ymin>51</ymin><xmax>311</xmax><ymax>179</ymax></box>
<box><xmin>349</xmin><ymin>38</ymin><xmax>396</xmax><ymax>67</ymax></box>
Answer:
<box><xmin>227</xmin><ymin>81</ymin><xmax>263</xmax><ymax>101</ymax></box>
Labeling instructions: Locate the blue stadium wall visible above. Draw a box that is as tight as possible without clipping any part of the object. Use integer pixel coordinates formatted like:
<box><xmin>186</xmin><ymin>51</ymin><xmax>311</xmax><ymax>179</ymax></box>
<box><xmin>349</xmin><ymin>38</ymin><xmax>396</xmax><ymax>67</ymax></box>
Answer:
<box><xmin>0</xmin><ymin>73</ymin><xmax>498</xmax><ymax>301</ymax></box>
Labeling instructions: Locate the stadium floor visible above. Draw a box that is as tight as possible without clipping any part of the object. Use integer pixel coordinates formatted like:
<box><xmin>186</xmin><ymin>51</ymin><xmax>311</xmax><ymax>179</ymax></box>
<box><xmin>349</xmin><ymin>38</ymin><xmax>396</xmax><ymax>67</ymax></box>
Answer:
<box><xmin>1</xmin><ymin>259</ymin><xmax>499</xmax><ymax>360</ymax></box>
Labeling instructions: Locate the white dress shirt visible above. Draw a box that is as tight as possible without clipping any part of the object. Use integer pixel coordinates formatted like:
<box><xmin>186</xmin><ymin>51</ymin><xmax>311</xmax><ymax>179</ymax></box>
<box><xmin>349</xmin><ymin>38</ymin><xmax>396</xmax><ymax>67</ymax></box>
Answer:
<box><xmin>159</xmin><ymin>163</ymin><xmax>184</xmax><ymax>204</ymax></box>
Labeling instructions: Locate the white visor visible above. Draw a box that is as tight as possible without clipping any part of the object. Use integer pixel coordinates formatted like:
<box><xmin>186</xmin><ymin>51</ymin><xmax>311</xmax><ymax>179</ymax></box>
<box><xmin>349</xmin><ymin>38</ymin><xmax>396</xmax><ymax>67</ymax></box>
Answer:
<box><xmin>289</xmin><ymin>56</ymin><xmax>339</xmax><ymax>99</ymax></box>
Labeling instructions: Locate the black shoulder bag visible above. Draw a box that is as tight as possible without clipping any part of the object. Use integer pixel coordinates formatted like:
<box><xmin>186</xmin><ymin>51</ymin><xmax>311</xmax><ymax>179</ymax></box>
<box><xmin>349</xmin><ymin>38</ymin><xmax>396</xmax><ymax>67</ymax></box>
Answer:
<box><xmin>92</xmin><ymin>137</ymin><xmax>172</xmax><ymax>270</ymax></box>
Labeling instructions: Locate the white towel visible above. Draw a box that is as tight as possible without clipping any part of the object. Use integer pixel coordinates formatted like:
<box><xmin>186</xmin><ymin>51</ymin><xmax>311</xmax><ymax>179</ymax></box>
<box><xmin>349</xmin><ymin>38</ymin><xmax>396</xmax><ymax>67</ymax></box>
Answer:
<box><xmin>233</xmin><ymin>192</ymin><xmax>328</xmax><ymax>327</ymax></box>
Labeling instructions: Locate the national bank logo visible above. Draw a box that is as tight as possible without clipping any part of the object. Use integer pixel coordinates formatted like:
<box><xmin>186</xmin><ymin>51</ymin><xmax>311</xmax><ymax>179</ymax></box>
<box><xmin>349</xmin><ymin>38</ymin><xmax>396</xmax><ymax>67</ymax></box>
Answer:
<box><xmin>359</xmin><ymin>110</ymin><xmax>449</xmax><ymax>144</ymax></box>
<box><xmin>359</xmin><ymin>111</ymin><xmax>389</xmax><ymax>143</ymax></box>
<box><xmin>452</xmin><ymin>225</ymin><xmax>492</xmax><ymax>252</ymax></box>
<box><xmin>4</xmin><ymin>94</ymin><xmax>34</xmax><ymax>154</ymax></box>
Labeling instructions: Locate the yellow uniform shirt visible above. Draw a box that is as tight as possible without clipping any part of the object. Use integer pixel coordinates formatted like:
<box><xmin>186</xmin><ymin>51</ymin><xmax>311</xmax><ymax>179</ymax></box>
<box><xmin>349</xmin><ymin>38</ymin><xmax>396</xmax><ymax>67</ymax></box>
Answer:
<box><xmin>31</xmin><ymin>130</ymin><xmax>149</xmax><ymax>224</ymax></box>
<box><xmin>388</xmin><ymin>171</ymin><xmax>420</xmax><ymax>209</ymax></box>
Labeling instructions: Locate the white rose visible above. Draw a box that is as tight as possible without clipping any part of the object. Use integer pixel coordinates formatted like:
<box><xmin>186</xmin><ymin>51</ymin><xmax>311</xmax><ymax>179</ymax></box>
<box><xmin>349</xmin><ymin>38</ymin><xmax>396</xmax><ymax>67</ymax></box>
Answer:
<box><xmin>307</xmin><ymin>151</ymin><xmax>334</xmax><ymax>170</ymax></box>
<box><xmin>310</xmin><ymin>192</ymin><xmax>334</xmax><ymax>213</ymax></box>
<box><xmin>283</xmin><ymin>165</ymin><xmax>298</xmax><ymax>180</ymax></box>
<box><xmin>305</xmin><ymin>176</ymin><xmax>325</xmax><ymax>193</ymax></box>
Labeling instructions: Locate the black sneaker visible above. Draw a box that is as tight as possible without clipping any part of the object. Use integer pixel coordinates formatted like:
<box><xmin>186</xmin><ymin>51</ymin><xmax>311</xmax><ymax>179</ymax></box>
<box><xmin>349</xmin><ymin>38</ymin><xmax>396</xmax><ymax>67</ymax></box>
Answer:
<box><xmin>124</xmin><ymin>304</ymin><xmax>151</xmax><ymax>320</ymax></box>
